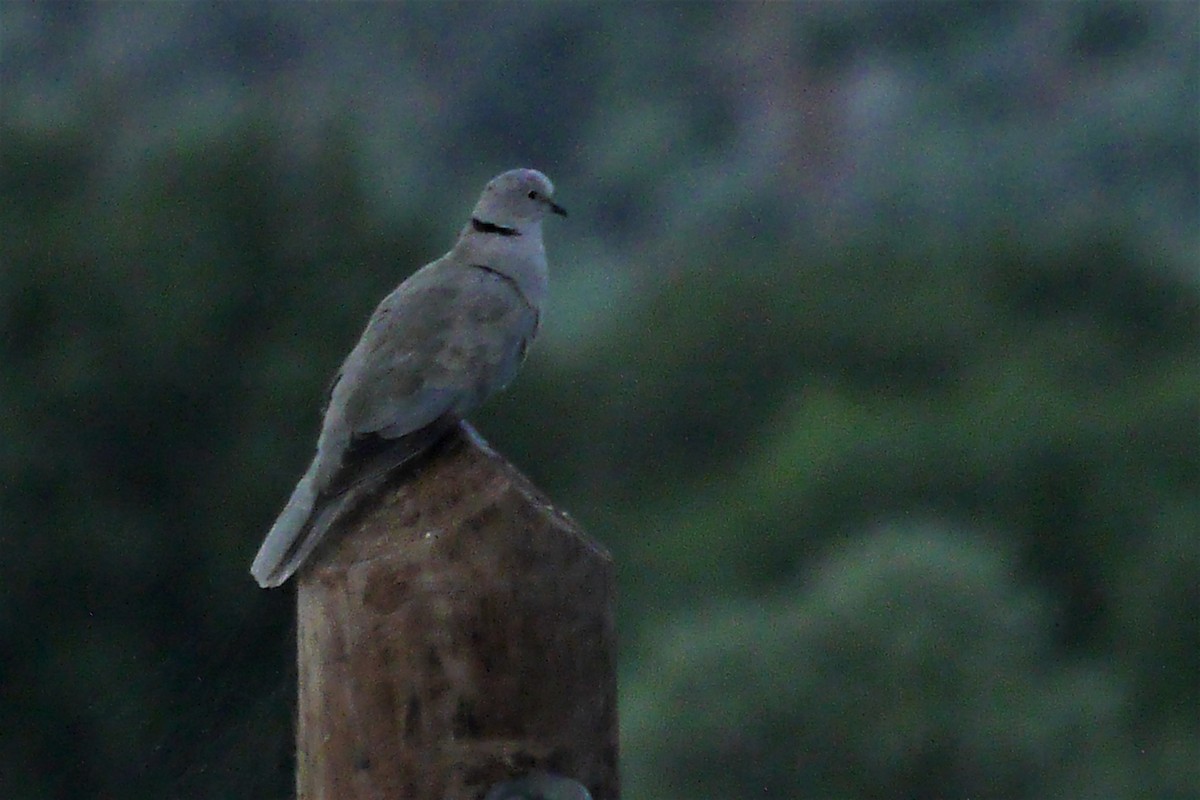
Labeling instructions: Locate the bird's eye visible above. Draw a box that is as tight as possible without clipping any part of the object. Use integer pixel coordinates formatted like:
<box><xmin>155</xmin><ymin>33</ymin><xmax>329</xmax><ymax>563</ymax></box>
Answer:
<box><xmin>528</xmin><ymin>190</ymin><xmax>539</xmax><ymax>200</ymax></box>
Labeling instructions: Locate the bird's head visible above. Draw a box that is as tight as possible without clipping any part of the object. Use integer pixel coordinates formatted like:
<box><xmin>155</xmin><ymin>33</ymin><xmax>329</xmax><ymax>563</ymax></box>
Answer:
<box><xmin>471</xmin><ymin>168</ymin><xmax>567</xmax><ymax>229</ymax></box>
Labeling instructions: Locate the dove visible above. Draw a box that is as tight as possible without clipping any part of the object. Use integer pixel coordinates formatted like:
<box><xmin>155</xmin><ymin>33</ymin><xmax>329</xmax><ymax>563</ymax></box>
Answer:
<box><xmin>250</xmin><ymin>168</ymin><xmax>566</xmax><ymax>588</ymax></box>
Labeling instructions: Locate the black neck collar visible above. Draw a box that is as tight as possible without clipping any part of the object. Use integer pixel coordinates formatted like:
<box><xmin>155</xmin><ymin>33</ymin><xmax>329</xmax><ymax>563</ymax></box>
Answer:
<box><xmin>471</xmin><ymin>218</ymin><xmax>520</xmax><ymax>237</ymax></box>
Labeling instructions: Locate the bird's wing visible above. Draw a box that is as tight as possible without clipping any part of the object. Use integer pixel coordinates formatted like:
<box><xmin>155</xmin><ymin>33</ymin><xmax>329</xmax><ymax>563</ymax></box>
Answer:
<box><xmin>250</xmin><ymin>261</ymin><xmax>538</xmax><ymax>588</ymax></box>
<box><xmin>336</xmin><ymin>261</ymin><xmax>539</xmax><ymax>443</ymax></box>
<box><xmin>317</xmin><ymin>259</ymin><xmax>539</xmax><ymax>518</ymax></box>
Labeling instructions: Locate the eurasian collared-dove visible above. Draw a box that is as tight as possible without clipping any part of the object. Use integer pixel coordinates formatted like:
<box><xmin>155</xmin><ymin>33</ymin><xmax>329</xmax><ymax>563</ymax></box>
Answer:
<box><xmin>250</xmin><ymin>168</ymin><xmax>565</xmax><ymax>588</ymax></box>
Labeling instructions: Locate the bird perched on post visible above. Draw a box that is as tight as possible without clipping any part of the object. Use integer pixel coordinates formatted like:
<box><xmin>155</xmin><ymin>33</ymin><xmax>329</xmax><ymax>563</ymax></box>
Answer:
<box><xmin>250</xmin><ymin>168</ymin><xmax>566</xmax><ymax>588</ymax></box>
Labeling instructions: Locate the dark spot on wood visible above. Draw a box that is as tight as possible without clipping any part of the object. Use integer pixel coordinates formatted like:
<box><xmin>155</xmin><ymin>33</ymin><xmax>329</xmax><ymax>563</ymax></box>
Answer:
<box><xmin>463</xmin><ymin>507</ymin><xmax>499</xmax><ymax>534</ymax></box>
<box><xmin>404</xmin><ymin>695</ymin><xmax>421</xmax><ymax>735</ymax></box>
<box><xmin>511</xmin><ymin>751</ymin><xmax>538</xmax><ymax>770</ymax></box>
<box><xmin>363</xmin><ymin>572</ymin><xmax>406</xmax><ymax>613</ymax></box>
<box><xmin>397</xmin><ymin>505</ymin><xmax>422</xmax><ymax>527</ymax></box>
<box><xmin>453</xmin><ymin>698</ymin><xmax>482</xmax><ymax>737</ymax></box>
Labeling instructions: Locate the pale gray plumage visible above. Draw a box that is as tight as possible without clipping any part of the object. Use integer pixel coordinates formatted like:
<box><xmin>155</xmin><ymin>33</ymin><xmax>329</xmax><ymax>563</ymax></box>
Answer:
<box><xmin>250</xmin><ymin>168</ymin><xmax>565</xmax><ymax>588</ymax></box>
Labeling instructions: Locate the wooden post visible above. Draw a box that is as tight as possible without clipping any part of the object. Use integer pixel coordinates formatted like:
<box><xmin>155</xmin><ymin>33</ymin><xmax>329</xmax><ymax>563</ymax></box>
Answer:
<box><xmin>295</xmin><ymin>424</ymin><xmax>618</xmax><ymax>800</ymax></box>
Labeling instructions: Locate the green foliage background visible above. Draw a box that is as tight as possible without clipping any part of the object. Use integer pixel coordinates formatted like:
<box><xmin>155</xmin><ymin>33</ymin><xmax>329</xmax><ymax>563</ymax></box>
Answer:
<box><xmin>1</xmin><ymin>3</ymin><xmax>1197</xmax><ymax>799</ymax></box>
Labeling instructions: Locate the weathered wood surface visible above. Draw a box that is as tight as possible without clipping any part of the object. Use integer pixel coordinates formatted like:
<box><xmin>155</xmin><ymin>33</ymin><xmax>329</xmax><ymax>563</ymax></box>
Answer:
<box><xmin>296</xmin><ymin>425</ymin><xmax>618</xmax><ymax>800</ymax></box>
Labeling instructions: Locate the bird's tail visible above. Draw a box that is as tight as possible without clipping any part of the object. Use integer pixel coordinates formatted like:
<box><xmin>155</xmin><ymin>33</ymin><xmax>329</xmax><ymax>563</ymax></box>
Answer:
<box><xmin>269</xmin><ymin>468</ymin><xmax>393</xmax><ymax>582</ymax></box>
<box><xmin>250</xmin><ymin>459</ymin><xmax>321</xmax><ymax>588</ymax></box>
<box><xmin>250</xmin><ymin>419</ymin><xmax>460</xmax><ymax>588</ymax></box>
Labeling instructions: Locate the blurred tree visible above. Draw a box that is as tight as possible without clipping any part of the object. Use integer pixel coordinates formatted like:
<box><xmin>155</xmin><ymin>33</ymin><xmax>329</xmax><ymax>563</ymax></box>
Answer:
<box><xmin>624</xmin><ymin>527</ymin><xmax>1137</xmax><ymax>799</ymax></box>
<box><xmin>0</xmin><ymin>113</ymin><xmax>435</xmax><ymax>799</ymax></box>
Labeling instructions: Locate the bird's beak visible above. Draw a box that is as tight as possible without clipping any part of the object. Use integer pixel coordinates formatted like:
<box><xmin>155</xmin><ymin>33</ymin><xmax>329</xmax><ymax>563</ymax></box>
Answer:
<box><xmin>549</xmin><ymin>200</ymin><xmax>568</xmax><ymax>217</ymax></box>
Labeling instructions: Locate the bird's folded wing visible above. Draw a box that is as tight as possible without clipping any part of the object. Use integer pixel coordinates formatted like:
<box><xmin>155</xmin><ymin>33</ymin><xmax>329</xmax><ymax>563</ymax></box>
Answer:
<box><xmin>336</xmin><ymin>263</ymin><xmax>538</xmax><ymax>440</ymax></box>
<box><xmin>252</xmin><ymin>264</ymin><xmax>537</xmax><ymax>587</ymax></box>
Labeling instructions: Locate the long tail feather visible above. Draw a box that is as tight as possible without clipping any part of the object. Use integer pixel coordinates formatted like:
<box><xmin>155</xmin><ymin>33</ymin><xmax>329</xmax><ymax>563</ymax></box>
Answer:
<box><xmin>250</xmin><ymin>461</ymin><xmax>320</xmax><ymax>587</ymax></box>
<box><xmin>250</xmin><ymin>419</ymin><xmax>459</xmax><ymax>588</ymax></box>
